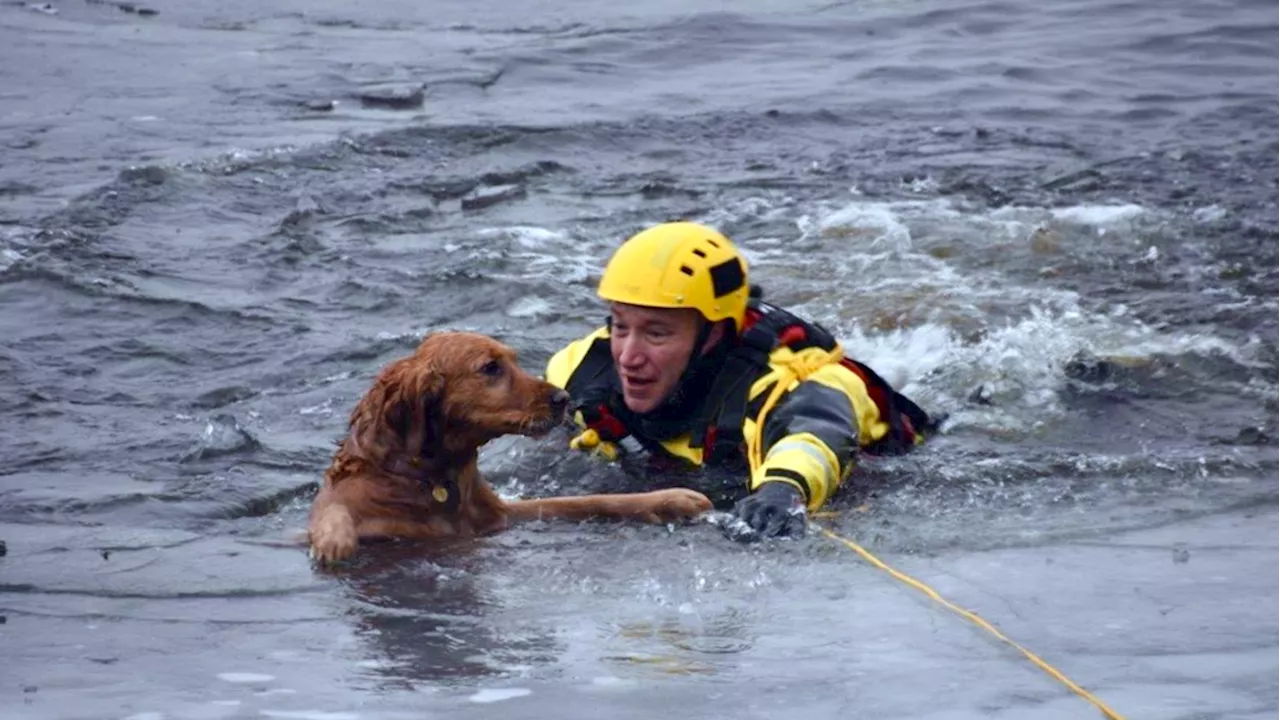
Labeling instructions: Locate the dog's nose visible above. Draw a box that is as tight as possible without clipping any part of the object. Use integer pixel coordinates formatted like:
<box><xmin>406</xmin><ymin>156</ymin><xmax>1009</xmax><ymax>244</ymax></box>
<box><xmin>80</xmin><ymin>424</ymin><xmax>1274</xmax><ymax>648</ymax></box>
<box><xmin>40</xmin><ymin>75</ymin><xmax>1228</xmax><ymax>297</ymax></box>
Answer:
<box><xmin>548</xmin><ymin>388</ymin><xmax>571</xmax><ymax>416</ymax></box>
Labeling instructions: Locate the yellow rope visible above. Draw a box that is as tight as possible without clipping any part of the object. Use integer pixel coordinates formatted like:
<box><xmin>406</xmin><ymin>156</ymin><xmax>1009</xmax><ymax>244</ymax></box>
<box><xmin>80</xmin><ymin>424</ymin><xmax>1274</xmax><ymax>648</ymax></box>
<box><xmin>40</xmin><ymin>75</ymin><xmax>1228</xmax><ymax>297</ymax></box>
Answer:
<box><xmin>817</xmin><ymin>525</ymin><xmax>1127</xmax><ymax>720</ymax></box>
<box><xmin>738</xmin><ymin>340</ymin><xmax>1123</xmax><ymax>718</ymax></box>
<box><xmin>746</xmin><ymin>345</ymin><xmax>844</xmax><ymax>474</ymax></box>
<box><xmin>580</xmin><ymin>336</ymin><xmax>1122</xmax><ymax>717</ymax></box>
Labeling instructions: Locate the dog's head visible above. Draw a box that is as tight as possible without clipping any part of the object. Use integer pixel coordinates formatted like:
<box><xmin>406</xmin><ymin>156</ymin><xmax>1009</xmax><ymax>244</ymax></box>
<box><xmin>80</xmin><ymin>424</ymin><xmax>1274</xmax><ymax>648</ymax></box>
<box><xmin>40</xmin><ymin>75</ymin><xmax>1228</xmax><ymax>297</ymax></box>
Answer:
<box><xmin>349</xmin><ymin>331</ymin><xmax>570</xmax><ymax>462</ymax></box>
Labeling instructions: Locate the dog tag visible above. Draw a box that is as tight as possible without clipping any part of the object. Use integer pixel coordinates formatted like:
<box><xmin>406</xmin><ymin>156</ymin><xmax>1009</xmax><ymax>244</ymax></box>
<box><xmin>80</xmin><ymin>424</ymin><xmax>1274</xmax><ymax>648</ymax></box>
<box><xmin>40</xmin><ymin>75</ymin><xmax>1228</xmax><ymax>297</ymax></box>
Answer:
<box><xmin>431</xmin><ymin>485</ymin><xmax>449</xmax><ymax>503</ymax></box>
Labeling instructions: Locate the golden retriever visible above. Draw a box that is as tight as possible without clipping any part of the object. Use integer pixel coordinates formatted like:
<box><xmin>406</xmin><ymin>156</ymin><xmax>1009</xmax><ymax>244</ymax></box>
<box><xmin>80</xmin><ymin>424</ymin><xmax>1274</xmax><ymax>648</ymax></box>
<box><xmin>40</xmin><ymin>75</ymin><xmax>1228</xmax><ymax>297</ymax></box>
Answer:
<box><xmin>307</xmin><ymin>330</ymin><xmax>712</xmax><ymax>564</ymax></box>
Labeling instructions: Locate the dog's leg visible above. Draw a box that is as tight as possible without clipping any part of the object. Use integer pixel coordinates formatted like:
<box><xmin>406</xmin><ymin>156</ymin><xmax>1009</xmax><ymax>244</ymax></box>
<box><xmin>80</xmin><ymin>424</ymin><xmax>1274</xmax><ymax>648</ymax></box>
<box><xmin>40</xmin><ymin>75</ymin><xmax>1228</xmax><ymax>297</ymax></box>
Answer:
<box><xmin>505</xmin><ymin>489</ymin><xmax>712</xmax><ymax>525</ymax></box>
<box><xmin>308</xmin><ymin>485</ymin><xmax>359</xmax><ymax>564</ymax></box>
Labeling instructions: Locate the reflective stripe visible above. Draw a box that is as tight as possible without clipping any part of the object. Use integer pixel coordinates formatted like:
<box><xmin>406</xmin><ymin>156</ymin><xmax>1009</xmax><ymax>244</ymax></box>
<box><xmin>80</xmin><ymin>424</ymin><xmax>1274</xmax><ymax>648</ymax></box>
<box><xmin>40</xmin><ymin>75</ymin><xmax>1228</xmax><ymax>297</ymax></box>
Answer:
<box><xmin>767</xmin><ymin>439</ymin><xmax>838</xmax><ymax>487</ymax></box>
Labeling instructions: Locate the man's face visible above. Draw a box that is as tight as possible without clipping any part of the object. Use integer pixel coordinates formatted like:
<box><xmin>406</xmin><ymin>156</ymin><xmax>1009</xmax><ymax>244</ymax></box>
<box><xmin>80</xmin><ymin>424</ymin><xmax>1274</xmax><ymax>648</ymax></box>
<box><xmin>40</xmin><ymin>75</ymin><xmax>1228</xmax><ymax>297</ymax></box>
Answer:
<box><xmin>608</xmin><ymin>303</ymin><xmax>703</xmax><ymax>414</ymax></box>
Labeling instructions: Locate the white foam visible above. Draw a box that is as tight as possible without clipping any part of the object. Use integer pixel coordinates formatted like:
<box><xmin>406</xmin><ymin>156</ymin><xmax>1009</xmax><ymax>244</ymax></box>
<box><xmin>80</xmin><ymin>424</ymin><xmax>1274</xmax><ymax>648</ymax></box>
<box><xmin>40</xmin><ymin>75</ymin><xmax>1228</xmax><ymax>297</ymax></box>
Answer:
<box><xmin>122</xmin><ymin>714</ymin><xmax>164</xmax><ymax>720</ymax></box>
<box><xmin>506</xmin><ymin>295</ymin><xmax>553</xmax><ymax>318</ymax></box>
<box><xmin>217</xmin><ymin>672</ymin><xmax>275</xmax><ymax>684</ymax></box>
<box><xmin>1192</xmin><ymin>205</ymin><xmax>1228</xmax><ymax>223</ymax></box>
<box><xmin>468</xmin><ymin>687</ymin><xmax>533</xmax><ymax>704</ymax></box>
<box><xmin>840</xmin><ymin>299</ymin><xmax>1243</xmax><ymax>430</ymax></box>
<box><xmin>0</xmin><ymin>248</ymin><xmax>22</xmax><ymax>273</ymax></box>
<box><xmin>813</xmin><ymin>201</ymin><xmax>918</xmax><ymax>251</ymax></box>
<box><xmin>354</xmin><ymin>658</ymin><xmax>404</xmax><ymax>670</ymax></box>
<box><xmin>477</xmin><ymin>225</ymin><xmax>571</xmax><ymax>249</ymax></box>
<box><xmin>699</xmin><ymin>195</ymin><xmax>799</xmax><ymax>232</ymax></box>
<box><xmin>319</xmin><ymin>371</ymin><xmax>355</xmax><ymax>385</ymax></box>
<box><xmin>1049</xmin><ymin>203</ymin><xmax>1144</xmax><ymax>225</ymax></box>
<box><xmin>298</xmin><ymin>399</ymin><xmax>336</xmax><ymax>416</ymax></box>
<box><xmin>703</xmin><ymin>194</ymin><xmax>1253</xmax><ymax>434</ymax></box>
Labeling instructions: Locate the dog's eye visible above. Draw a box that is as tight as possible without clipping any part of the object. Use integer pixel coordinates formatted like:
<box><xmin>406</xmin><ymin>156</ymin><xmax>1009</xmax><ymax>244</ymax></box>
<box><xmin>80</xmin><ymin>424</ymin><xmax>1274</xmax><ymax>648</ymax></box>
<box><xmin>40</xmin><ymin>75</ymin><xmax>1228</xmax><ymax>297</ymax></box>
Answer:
<box><xmin>480</xmin><ymin>360</ymin><xmax>504</xmax><ymax>378</ymax></box>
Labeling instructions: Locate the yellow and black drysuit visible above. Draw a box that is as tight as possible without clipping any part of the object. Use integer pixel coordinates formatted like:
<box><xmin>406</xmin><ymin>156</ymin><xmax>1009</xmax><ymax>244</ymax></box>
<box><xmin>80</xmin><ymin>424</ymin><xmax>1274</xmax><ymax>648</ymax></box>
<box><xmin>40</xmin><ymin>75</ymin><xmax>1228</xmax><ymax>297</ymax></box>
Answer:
<box><xmin>545</xmin><ymin>295</ymin><xmax>938</xmax><ymax>514</ymax></box>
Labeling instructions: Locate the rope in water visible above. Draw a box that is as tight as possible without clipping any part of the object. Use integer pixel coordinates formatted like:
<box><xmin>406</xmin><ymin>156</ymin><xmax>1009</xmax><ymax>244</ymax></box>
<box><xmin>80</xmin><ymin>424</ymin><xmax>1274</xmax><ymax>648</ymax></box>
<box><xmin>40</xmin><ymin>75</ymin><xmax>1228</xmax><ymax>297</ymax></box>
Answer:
<box><xmin>815</xmin><ymin>524</ymin><xmax>1127</xmax><ymax>720</ymax></box>
<box><xmin>737</xmin><ymin>340</ymin><xmax>1124</xmax><ymax>718</ymax></box>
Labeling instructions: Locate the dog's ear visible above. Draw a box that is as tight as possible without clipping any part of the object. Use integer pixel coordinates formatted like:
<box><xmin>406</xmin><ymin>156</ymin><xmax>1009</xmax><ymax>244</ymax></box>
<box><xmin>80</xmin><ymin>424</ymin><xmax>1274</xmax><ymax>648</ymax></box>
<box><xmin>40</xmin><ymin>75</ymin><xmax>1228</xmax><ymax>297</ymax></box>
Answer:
<box><xmin>352</xmin><ymin>359</ymin><xmax>444</xmax><ymax>458</ymax></box>
<box><xmin>384</xmin><ymin>361</ymin><xmax>444</xmax><ymax>456</ymax></box>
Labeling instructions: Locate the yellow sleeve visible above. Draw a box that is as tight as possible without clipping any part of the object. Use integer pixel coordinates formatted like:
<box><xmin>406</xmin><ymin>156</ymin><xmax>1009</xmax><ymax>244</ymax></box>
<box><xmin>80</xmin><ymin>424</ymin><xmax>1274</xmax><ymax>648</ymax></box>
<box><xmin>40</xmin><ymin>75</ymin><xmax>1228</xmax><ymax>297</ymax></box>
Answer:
<box><xmin>545</xmin><ymin>326</ymin><xmax>609</xmax><ymax>390</ymax></box>
<box><xmin>547</xmin><ymin>327</ymin><xmax>623</xmax><ymax>459</ymax></box>
<box><xmin>745</xmin><ymin>359</ymin><xmax>888</xmax><ymax>511</ymax></box>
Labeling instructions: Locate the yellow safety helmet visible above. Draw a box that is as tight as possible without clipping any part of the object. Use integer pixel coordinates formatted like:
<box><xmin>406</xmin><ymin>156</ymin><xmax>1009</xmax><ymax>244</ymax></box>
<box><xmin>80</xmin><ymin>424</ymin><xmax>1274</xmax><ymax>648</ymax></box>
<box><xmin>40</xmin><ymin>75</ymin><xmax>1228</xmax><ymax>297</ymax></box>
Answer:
<box><xmin>596</xmin><ymin>222</ymin><xmax>750</xmax><ymax>330</ymax></box>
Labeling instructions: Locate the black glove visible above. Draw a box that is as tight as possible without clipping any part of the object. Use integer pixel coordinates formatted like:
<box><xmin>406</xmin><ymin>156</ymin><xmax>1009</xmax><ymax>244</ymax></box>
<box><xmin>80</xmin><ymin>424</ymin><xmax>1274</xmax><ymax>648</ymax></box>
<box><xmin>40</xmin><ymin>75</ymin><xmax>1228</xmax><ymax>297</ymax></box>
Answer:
<box><xmin>730</xmin><ymin>481</ymin><xmax>807</xmax><ymax>541</ymax></box>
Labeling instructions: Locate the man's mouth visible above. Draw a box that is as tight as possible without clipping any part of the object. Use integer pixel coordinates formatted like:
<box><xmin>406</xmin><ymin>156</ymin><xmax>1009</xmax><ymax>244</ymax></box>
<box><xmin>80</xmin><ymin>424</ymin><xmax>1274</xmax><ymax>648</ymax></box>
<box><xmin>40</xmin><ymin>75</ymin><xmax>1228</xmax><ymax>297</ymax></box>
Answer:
<box><xmin>622</xmin><ymin>375</ymin><xmax>656</xmax><ymax>392</ymax></box>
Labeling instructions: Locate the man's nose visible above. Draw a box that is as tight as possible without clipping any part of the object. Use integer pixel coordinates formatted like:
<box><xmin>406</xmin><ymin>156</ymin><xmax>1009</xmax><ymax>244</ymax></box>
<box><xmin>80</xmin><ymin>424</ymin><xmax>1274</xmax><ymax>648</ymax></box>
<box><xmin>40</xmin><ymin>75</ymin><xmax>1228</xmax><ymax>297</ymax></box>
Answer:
<box><xmin>615</xmin><ymin>335</ymin><xmax>645</xmax><ymax>367</ymax></box>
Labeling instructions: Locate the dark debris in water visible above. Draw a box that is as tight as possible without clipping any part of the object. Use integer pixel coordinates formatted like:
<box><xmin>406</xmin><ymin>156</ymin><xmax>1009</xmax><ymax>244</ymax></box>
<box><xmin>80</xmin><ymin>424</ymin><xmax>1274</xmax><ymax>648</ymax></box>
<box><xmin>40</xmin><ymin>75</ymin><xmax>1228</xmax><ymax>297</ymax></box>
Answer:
<box><xmin>640</xmin><ymin>180</ymin><xmax>703</xmax><ymax>200</ymax></box>
<box><xmin>1041</xmin><ymin>167</ymin><xmax>1104</xmax><ymax>193</ymax></box>
<box><xmin>191</xmin><ymin>385</ymin><xmax>259</xmax><ymax>410</ymax></box>
<box><xmin>117</xmin><ymin>3</ymin><xmax>158</xmax><ymax>15</ymax></box>
<box><xmin>479</xmin><ymin>160</ymin><xmax>574</xmax><ymax>186</ymax></box>
<box><xmin>394</xmin><ymin>178</ymin><xmax>478</xmax><ymax>200</ymax></box>
<box><xmin>117</xmin><ymin>165</ymin><xmax>168</xmax><ymax>186</ymax></box>
<box><xmin>1063</xmin><ymin>353</ymin><xmax>1119</xmax><ymax>384</ymax></box>
<box><xmin>357</xmin><ymin>84</ymin><xmax>426</xmax><ymax>111</ymax></box>
<box><xmin>84</xmin><ymin>0</ymin><xmax>159</xmax><ymax>16</ymax></box>
<box><xmin>180</xmin><ymin>413</ymin><xmax>262</xmax><ymax>463</ymax></box>
<box><xmin>966</xmin><ymin>384</ymin><xmax>994</xmax><ymax>406</ymax></box>
<box><xmin>0</xmin><ymin>180</ymin><xmax>39</xmax><ymax>196</ymax></box>
<box><xmin>936</xmin><ymin>175</ymin><xmax>1012</xmax><ymax>208</ymax></box>
<box><xmin>460</xmin><ymin>184</ymin><xmax>526</xmax><ymax>211</ymax></box>
<box><xmin>1217</xmin><ymin>426</ymin><xmax>1274</xmax><ymax>447</ymax></box>
<box><xmin>1171</xmin><ymin>544</ymin><xmax>1190</xmax><ymax>564</ymax></box>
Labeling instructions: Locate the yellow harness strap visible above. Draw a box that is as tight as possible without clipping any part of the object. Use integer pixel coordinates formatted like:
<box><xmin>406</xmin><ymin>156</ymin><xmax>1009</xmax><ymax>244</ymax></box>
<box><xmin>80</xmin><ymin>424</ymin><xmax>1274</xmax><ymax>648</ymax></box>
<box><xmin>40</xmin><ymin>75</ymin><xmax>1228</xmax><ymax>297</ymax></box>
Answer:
<box><xmin>746</xmin><ymin>344</ymin><xmax>845</xmax><ymax>475</ymax></box>
<box><xmin>570</xmin><ymin>342</ymin><xmax>842</xmax><ymax>472</ymax></box>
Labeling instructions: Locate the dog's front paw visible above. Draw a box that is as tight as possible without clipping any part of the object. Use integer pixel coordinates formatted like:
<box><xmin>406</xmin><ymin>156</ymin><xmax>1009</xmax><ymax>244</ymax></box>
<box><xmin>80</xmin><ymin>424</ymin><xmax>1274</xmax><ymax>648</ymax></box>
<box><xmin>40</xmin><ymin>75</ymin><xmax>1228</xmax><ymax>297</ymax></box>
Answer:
<box><xmin>308</xmin><ymin>505</ymin><xmax>357</xmax><ymax>566</ymax></box>
<box><xmin>642</xmin><ymin>488</ymin><xmax>713</xmax><ymax>523</ymax></box>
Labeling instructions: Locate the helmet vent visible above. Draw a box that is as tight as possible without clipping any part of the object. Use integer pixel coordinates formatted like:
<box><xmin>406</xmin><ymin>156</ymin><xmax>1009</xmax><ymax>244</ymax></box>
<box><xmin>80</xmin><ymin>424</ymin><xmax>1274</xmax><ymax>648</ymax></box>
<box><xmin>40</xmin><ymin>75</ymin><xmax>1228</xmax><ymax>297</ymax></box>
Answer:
<box><xmin>679</xmin><ymin>265</ymin><xmax>694</xmax><ymax>276</ymax></box>
<box><xmin>692</xmin><ymin>249</ymin><xmax>707</xmax><ymax>258</ymax></box>
<box><xmin>705</xmin><ymin>239</ymin><xmax>721</xmax><ymax>248</ymax></box>
<box><xmin>708</xmin><ymin>258</ymin><xmax>745</xmax><ymax>298</ymax></box>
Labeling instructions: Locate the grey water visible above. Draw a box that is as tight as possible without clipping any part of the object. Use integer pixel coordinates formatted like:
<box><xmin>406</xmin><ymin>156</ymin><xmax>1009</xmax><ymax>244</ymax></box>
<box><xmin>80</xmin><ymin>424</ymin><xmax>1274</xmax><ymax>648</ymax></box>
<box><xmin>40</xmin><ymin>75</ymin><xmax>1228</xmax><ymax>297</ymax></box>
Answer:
<box><xmin>1</xmin><ymin>0</ymin><xmax>1276</xmax><ymax>718</ymax></box>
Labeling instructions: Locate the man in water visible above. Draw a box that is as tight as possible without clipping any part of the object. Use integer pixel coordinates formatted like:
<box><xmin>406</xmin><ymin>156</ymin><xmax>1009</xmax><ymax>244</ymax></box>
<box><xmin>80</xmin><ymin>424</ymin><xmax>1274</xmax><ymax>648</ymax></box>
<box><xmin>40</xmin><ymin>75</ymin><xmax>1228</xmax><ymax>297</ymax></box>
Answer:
<box><xmin>545</xmin><ymin>221</ymin><xmax>939</xmax><ymax>540</ymax></box>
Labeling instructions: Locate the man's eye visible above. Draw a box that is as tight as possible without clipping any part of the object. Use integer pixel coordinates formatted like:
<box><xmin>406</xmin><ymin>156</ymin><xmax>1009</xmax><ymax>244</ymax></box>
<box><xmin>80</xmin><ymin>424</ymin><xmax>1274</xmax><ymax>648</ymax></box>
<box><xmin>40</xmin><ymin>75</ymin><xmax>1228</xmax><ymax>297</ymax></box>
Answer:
<box><xmin>481</xmin><ymin>360</ymin><xmax>503</xmax><ymax>377</ymax></box>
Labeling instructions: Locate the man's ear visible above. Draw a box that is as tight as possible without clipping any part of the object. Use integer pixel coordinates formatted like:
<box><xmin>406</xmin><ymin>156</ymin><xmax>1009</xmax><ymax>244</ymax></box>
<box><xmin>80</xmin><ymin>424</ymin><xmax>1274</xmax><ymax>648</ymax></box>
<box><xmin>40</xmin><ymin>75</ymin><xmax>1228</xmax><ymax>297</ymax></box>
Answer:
<box><xmin>700</xmin><ymin>319</ymin><xmax>729</xmax><ymax>355</ymax></box>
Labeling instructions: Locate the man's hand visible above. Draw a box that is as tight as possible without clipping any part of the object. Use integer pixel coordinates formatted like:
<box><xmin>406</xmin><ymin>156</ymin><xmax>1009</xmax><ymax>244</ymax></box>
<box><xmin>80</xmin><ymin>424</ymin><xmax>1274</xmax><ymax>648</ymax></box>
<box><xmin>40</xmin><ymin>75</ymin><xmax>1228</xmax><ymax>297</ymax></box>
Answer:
<box><xmin>730</xmin><ymin>481</ymin><xmax>807</xmax><ymax>541</ymax></box>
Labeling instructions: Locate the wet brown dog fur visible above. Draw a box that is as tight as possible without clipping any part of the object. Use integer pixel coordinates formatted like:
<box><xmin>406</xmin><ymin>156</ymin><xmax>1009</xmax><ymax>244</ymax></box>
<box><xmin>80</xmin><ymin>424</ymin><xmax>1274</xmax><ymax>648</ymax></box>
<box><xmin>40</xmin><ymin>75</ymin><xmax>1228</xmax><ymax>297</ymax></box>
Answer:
<box><xmin>307</xmin><ymin>331</ymin><xmax>712</xmax><ymax>564</ymax></box>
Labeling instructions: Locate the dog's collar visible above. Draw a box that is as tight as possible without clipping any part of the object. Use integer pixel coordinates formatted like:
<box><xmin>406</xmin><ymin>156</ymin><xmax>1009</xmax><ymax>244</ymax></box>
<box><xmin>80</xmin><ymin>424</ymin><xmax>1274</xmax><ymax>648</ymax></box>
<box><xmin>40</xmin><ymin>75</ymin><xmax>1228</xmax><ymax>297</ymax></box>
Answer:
<box><xmin>383</xmin><ymin>454</ymin><xmax>459</xmax><ymax>508</ymax></box>
<box><xmin>347</xmin><ymin>430</ymin><xmax>460</xmax><ymax>510</ymax></box>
